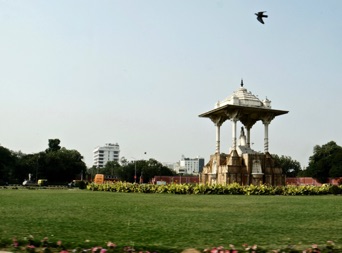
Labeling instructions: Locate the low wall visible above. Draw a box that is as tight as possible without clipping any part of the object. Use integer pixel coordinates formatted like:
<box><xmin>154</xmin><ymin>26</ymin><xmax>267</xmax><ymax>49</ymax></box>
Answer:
<box><xmin>286</xmin><ymin>177</ymin><xmax>342</xmax><ymax>185</ymax></box>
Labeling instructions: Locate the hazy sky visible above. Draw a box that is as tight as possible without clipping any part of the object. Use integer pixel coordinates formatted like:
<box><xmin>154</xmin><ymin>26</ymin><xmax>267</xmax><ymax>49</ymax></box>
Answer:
<box><xmin>1</xmin><ymin>0</ymin><xmax>341</xmax><ymax>168</ymax></box>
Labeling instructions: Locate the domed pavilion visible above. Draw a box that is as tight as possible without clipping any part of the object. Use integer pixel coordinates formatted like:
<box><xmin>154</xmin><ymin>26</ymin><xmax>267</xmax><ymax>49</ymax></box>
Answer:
<box><xmin>199</xmin><ymin>80</ymin><xmax>288</xmax><ymax>185</ymax></box>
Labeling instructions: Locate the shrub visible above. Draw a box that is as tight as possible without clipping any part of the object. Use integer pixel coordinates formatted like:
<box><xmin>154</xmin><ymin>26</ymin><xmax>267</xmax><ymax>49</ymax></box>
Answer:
<box><xmin>86</xmin><ymin>182</ymin><xmax>342</xmax><ymax>196</ymax></box>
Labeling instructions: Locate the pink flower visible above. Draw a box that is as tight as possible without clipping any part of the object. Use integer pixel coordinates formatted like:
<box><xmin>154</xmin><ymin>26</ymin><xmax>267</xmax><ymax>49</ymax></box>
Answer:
<box><xmin>60</xmin><ymin>250</ymin><xmax>68</xmax><ymax>253</ymax></box>
<box><xmin>100</xmin><ymin>249</ymin><xmax>107</xmax><ymax>253</ymax></box>
<box><xmin>107</xmin><ymin>242</ymin><xmax>116</xmax><ymax>248</ymax></box>
<box><xmin>211</xmin><ymin>247</ymin><xmax>218</xmax><ymax>253</ymax></box>
<box><xmin>12</xmin><ymin>238</ymin><xmax>18</xmax><ymax>248</ymax></box>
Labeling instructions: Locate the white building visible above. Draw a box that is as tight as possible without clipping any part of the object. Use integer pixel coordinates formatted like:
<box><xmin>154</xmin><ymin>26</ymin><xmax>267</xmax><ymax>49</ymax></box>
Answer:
<box><xmin>93</xmin><ymin>143</ymin><xmax>120</xmax><ymax>168</ymax></box>
<box><xmin>178</xmin><ymin>155</ymin><xmax>205</xmax><ymax>174</ymax></box>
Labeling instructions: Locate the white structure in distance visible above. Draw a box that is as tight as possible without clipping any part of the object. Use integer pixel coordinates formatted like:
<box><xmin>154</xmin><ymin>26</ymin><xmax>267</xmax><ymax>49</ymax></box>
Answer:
<box><xmin>173</xmin><ymin>155</ymin><xmax>205</xmax><ymax>175</ymax></box>
<box><xmin>93</xmin><ymin>143</ymin><xmax>120</xmax><ymax>168</ymax></box>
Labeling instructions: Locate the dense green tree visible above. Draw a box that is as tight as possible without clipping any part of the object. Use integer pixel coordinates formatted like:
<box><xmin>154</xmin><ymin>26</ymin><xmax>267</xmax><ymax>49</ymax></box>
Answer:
<box><xmin>14</xmin><ymin>153</ymin><xmax>40</xmax><ymax>183</ymax></box>
<box><xmin>87</xmin><ymin>166</ymin><xmax>98</xmax><ymax>180</ymax></box>
<box><xmin>134</xmin><ymin>158</ymin><xmax>175</xmax><ymax>183</ymax></box>
<box><xmin>46</xmin><ymin>139</ymin><xmax>61</xmax><ymax>153</ymax></box>
<box><xmin>97</xmin><ymin>161</ymin><xmax>122</xmax><ymax>178</ymax></box>
<box><xmin>272</xmin><ymin>154</ymin><xmax>301</xmax><ymax>177</ymax></box>
<box><xmin>0</xmin><ymin>140</ymin><xmax>87</xmax><ymax>184</ymax></box>
<box><xmin>0</xmin><ymin>146</ymin><xmax>16</xmax><ymax>184</ymax></box>
<box><xmin>304</xmin><ymin>141</ymin><xmax>342</xmax><ymax>183</ymax></box>
<box><xmin>42</xmin><ymin>147</ymin><xmax>86</xmax><ymax>183</ymax></box>
<box><xmin>91</xmin><ymin>158</ymin><xmax>176</xmax><ymax>183</ymax></box>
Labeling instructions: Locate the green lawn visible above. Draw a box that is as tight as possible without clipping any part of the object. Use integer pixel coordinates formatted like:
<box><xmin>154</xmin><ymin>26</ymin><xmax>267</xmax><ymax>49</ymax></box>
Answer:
<box><xmin>0</xmin><ymin>189</ymin><xmax>341</xmax><ymax>252</ymax></box>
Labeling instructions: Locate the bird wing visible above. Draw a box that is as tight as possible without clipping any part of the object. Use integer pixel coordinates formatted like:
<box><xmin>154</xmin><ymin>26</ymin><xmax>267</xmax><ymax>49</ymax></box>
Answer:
<box><xmin>257</xmin><ymin>16</ymin><xmax>264</xmax><ymax>24</ymax></box>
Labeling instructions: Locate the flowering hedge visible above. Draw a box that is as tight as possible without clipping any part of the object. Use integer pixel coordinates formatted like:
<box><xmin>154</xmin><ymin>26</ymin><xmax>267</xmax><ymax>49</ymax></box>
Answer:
<box><xmin>2</xmin><ymin>236</ymin><xmax>341</xmax><ymax>253</ymax></box>
<box><xmin>86</xmin><ymin>182</ymin><xmax>342</xmax><ymax>195</ymax></box>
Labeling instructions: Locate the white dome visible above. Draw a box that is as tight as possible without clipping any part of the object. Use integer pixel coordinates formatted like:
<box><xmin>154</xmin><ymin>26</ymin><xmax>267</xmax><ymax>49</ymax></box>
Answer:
<box><xmin>215</xmin><ymin>81</ymin><xmax>271</xmax><ymax>109</ymax></box>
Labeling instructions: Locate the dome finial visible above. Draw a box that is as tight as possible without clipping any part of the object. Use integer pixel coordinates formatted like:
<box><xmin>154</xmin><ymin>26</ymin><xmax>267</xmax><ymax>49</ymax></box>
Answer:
<box><xmin>241</xmin><ymin>79</ymin><xmax>244</xmax><ymax>87</ymax></box>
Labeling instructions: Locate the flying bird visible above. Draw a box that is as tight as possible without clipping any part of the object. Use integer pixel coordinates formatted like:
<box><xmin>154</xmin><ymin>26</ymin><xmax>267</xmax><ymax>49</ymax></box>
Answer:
<box><xmin>255</xmin><ymin>11</ymin><xmax>268</xmax><ymax>24</ymax></box>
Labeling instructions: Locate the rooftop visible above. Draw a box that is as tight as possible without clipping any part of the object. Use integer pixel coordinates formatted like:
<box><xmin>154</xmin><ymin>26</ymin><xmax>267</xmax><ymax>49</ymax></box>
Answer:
<box><xmin>215</xmin><ymin>80</ymin><xmax>271</xmax><ymax>109</ymax></box>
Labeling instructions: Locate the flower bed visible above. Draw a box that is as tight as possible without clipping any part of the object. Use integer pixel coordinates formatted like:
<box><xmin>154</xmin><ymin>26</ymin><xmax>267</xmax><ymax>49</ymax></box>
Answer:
<box><xmin>86</xmin><ymin>182</ymin><xmax>342</xmax><ymax>196</ymax></box>
<box><xmin>1</xmin><ymin>236</ymin><xmax>341</xmax><ymax>253</ymax></box>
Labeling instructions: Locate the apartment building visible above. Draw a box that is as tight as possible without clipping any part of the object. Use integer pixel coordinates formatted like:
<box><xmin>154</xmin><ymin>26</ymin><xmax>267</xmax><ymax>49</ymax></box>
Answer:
<box><xmin>93</xmin><ymin>143</ymin><xmax>120</xmax><ymax>168</ymax></box>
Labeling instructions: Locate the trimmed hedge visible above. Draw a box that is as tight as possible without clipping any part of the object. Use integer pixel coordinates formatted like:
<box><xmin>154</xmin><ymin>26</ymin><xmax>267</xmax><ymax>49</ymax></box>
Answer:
<box><xmin>86</xmin><ymin>182</ymin><xmax>342</xmax><ymax>195</ymax></box>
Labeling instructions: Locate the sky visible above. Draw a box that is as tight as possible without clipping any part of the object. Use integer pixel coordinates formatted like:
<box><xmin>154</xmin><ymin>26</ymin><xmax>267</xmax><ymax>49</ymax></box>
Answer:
<box><xmin>0</xmin><ymin>0</ymin><xmax>342</xmax><ymax>168</ymax></box>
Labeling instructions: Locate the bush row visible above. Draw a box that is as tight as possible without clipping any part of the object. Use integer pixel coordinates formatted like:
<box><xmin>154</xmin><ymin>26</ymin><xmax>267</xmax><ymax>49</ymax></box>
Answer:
<box><xmin>86</xmin><ymin>182</ymin><xmax>342</xmax><ymax>195</ymax></box>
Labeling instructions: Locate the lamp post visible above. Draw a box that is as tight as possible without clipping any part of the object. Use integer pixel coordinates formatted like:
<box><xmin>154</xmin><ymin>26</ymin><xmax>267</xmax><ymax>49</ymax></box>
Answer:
<box><xmin>131</xmin><ymin>157</ymin><xmax>137</xmax><ymax>183</ymax></box>
<box><xmin>131</xmin><ymin>152</ymin><xmax>147</xmax><ymax>184</ymax></box>
<box><xmin>134</xmin><ymin>161</ymin><xmax>137</xmax><ymax>183</ymax></box>
<box><xmin>36</xmin><ymin>154</ymin><xmax>40</xmax><ymax>183</ymax></box>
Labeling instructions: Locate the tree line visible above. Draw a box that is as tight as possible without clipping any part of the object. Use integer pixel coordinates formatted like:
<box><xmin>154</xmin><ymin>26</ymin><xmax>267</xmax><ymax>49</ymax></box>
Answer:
<box><xmin>88</xmin><ymin>158</ymin><xmax>175</xmax><ymax>184</ymax></box>
<box><xmin>273</xmin><ymin>141</ymin><xmax>342</xmax><ymax>183</ymax></box>
<box><xmin>0</xmin><ymin>139</ymin><xmax>87</xmax><ymax>185</ymax></box>
<box><xmin>0</xmin><ymin>139</ymin><xmax>175</xmax><ymax>185</ymax></box>
<box><xmin>1</xmin><ymin>139</ymin><xmax>342</xmax><ymax>185</ymax></box>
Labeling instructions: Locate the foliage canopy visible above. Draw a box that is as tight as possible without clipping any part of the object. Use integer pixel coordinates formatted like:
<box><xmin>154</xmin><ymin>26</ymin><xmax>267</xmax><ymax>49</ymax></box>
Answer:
<box><xmin>304</xmin><ymin>141</ymin><xmax>342</xmax><ymax>182</ymax></box>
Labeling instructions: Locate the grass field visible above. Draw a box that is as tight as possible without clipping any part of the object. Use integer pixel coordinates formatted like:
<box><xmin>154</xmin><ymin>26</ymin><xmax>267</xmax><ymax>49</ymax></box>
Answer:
<box><xmin>0</xmin><ymin>189</ymin><xmax>341</xmax><ymax>252</ymax></box>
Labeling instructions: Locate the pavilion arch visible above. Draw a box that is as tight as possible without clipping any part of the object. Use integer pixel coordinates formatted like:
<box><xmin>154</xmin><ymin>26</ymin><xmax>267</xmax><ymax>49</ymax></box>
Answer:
<box><xmin>199</xmin><ymin>80</ymin><xmax>288</xmax><ymax>185</ymax></box>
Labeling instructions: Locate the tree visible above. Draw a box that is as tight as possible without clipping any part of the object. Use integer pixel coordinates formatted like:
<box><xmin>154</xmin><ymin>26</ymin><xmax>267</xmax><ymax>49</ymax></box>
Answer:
<box><xmin>99</xmin><ymin>161</ymin><xmax>122</xmax><ymax>178</ymax></box>
<box><xmin>42</xmin><ymin>147</ymin><xmax>86</xmax><ymax>183</ymax></box>
<box><xmin>117</xmin><ymin>158</ymin><xmax>175</xmax><ymax>183</ymax></box>
<box><xmin>304</xmin><ymin>141</ymin><xmax>342</xmax><ymax>183</ymax></box>
<box><xmin>272</xmin><ymin>154</ymin><xmax>301</xmax><ymax>177</ymax></box>
<box><xmin>37</xmin><ymin>140</ymin><xmax>87</xmax><ymax>183</ymax></box>
<box><xmin>0</xmin><ymin>140</ymin><xmax>87</xmax><ymax>184</ymax></box>
<box><xmin>0</xmin><ymin>146</ymin><xmax>16</xmax><ymax>184</ymax></box>
<box><xmin>136</xmin><ymin>158</ymin><xmax>175</xmax><ymax>183</ymax></box>
<box><xmin>14</xmin><ymin>153</ymin><xmax>40</xmax><ymax>183</ymax></box>
<box><xmin>46</xmin><ymin>139</ymin><xmax>61</xmax><ymax>153</ymax></box>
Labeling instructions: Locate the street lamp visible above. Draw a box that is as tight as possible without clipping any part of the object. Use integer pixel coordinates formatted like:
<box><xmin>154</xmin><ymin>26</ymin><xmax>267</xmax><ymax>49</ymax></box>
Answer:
<box><xmin>131</xmin><ymin>152</ymin><xmax>147</xmax><ymax>184</ymax></box>
<box><xmin>131</xmin><ymin>157</ymin><xmax>137</xmax><ymax>183</ymax></box>
<box><xmin>134</xmin><ymin>161</ymin><xmax>137</xmax><ymax>183</ymax></box>
<box><xmin>36</xmin><ymin>154</ymin><xmax>40</xmax><ymax>183</ymax></box>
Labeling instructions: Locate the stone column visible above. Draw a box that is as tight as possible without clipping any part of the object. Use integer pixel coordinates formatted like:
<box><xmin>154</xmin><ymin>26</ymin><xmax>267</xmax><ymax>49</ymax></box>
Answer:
<box><xmin>215</xmin><ymin>123</ymin><xmax>221</xmax><ymax>154</ymax></box>
<box><xmin>210</xmin><ymin>116</ymin><xmax>226</xmax><ymax>155</ymax></box>
<box><xmin>246</xmin><ymin>127</ymin><xmax>251</xmax><ymax>148</ymax></box>
<box><xmin>263</xmin><ymin>122</ymin><xmax>269</xmax><ymax>153</ymax></box>
<box><xmin>262</xmin><ymin>115</ymin><xmax>274</xmax><ymax>153</ymax></box>
<box><xmin>231</xmin><ymin>119</ymin><xmax>237</xmax><ymax>150</ymax></box>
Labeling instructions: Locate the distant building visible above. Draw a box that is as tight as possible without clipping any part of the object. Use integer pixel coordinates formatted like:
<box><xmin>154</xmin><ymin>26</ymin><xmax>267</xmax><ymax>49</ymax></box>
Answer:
<box><xmin>162</xmin><ymin>162</ymin><xmax>177</xmax><ymax>172</ymax></box>
<box><xmin>178</xmin><ymin>155</ymin><xmax>205</xmax><ymax>174</ymax></box>
<box><xmin>93</xmin><ymin>143</ymin><xmax>120</xmax><ymax>168</ymax></box>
